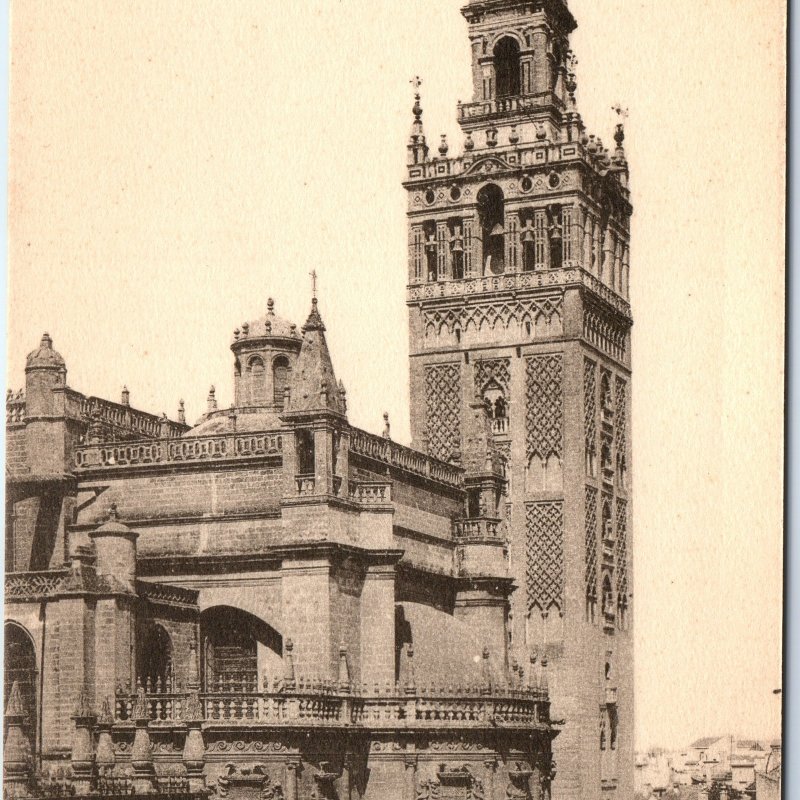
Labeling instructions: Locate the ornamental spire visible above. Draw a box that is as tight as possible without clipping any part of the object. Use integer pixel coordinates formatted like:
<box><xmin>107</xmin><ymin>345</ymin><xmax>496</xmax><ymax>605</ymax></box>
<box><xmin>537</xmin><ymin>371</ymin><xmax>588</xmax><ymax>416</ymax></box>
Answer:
<box><xmin>407</xmin><ymin>76</ymin><xmax>428</xmax><ymax>166</ymax></box>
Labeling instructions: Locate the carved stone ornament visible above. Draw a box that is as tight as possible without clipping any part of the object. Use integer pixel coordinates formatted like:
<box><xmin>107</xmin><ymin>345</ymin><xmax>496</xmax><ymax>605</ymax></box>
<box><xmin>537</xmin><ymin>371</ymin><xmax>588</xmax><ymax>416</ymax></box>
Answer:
<box><xmin>214</xmin><ymin>763</ymin><xmax>283</xmax><ymax>800</ymax></box>
<box><xmin>416</xmin><ymin>764</ymin><xmax>485</xmax><ymax>800</ymax></box>
<box><xmin>506</xmin><ymin>762</ymin><xmax>533</xmax><ymax>799</ymax></box>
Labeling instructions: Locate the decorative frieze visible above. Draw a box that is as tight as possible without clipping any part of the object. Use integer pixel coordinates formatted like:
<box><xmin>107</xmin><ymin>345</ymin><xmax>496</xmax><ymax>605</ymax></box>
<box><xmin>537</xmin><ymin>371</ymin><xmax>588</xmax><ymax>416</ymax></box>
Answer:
<box><xmin>423</xmin><ymin>295</ymin><xmax>563</xmax><ymax>341</ymax></box>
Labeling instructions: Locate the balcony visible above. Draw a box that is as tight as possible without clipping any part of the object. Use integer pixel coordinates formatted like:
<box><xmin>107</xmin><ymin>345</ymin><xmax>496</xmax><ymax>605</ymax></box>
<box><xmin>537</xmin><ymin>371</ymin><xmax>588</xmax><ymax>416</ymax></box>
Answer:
<box><xmin>114</xmin><ymin>681</ymin><xmax>550</xmax><ymax>730</ymax></box>
<box><xmin>349</xmin><ymin>481</ymin><xmax>392</xmax><ymax>505</ymax></box>
<box><xmin>491</xmin><ymin>417</ymin><xmax>509</xmax><ymax>436</ymax></box>
<box><xmin>295</xmin><ymin>474</ymin><xmax>316</xmax><ymax>495</ymax></box>
<box><xmin>454</xmin><ymin>518</ymin><xmax>504</xmax><ymax>543</ymax></box>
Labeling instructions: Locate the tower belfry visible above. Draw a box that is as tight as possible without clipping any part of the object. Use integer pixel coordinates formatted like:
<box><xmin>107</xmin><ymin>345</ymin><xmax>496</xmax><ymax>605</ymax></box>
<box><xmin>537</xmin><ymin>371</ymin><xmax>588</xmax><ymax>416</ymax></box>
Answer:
<box><xmin>405</xmin><ymin>1</ymin><xmax>633</xmax><ymax>799</ymax></box>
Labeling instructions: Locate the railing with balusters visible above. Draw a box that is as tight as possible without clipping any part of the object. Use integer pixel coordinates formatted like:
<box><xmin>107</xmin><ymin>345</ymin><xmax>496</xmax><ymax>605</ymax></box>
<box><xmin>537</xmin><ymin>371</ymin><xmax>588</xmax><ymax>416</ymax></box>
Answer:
<box><xmin>74</xmin><ymin>432</ymin><xmax>283</xmax><ymax>470</ymax></box>
<box><xmin>349</xmin><ymin>427</ymin><xmax>463</xmax><ymax>489</ymax></box>
<box><xmin>114</xmin><ymin>679</ymin><xmax>549</xmax><ymax>728</ymax></box>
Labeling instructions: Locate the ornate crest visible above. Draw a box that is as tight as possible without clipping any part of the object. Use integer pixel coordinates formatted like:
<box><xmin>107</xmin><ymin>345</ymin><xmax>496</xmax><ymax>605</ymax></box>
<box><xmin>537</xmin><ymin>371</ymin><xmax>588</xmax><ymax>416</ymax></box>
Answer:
<box><xmin>214</xmin><ymin>764</ymin><xmax>283</xmax><ymax>800</ymax></box>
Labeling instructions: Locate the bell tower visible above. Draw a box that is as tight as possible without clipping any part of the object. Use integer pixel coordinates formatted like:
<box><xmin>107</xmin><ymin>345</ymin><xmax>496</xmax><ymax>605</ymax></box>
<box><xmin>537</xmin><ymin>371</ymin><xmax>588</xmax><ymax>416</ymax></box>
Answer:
<box><xmin>405</xmin><ymin>2</ymin><xmax>633</xmax><ymax>800</ymax></box>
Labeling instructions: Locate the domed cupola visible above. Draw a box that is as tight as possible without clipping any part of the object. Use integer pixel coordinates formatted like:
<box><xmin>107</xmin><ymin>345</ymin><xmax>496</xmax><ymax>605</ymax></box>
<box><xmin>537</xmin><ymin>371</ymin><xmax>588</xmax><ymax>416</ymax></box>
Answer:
<box><xmin>230</xmin><ymin>298</ymin><xmax>303</xmax><ymax>411</ymax></box>
<box><xmin>26</xmin><ymin>332</ymin><xmax>66</xmax><ymax>374</ymax></box>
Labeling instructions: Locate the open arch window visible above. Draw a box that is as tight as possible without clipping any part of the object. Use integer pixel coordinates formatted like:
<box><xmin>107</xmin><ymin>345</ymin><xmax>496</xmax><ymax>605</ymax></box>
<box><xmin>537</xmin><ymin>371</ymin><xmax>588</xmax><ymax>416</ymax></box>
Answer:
<box><xmin>272</xmin><ymin>356</ymin><xmax>291</xmax><ymax>407</ymax></box>
<box><xmin>477</xmin><ymin>184</ymin><xmax>505</xmax><ymax>275</ymax></box>
<box><xmin>201</xmin><ymin>607</ymin><xmax>282</xmax><ymax>700</ymax></box>
<box><xmin>494</xmin><ymin>37</ymin><xmax>521</xmax><ymax>97</ymax></box>
<box><xmin>296</xmin><ymin>428</ymin><xmax>315</xmax><ymax>476</ymax></box>
<box><xmin>482</xmin><ymin>381</ymin><xmax>508</xmax><ymax>435</ymax></box>
<box><xmin>246</xmin><ymin>355</ymin><xmax>265</xmax><ymax>405</ymax></box>
<box><xmin>137</xmin><ymin>621</ymin><xmax>173</xmax><ymax>692</ymax></box>
<box><xmin>4</xmin><ymin>622</ymin><xmax>37</xmax><ymax>749</ymax></box>
<box><xmin>601</xmin><ymin>574</ymin><xmax>614</xmax><ymax>617</ymax></box>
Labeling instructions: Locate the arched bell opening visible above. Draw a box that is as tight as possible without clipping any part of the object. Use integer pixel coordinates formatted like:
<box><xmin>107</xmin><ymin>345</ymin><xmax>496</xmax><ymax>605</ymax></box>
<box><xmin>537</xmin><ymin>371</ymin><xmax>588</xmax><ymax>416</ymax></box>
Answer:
<box><xmin>272</xmin><ymin>355</ymin><xmax>291</xmax><ymax>408</ymax></box>
<box><xmin>4</xmin><ymin>621</ymin><xmax>37</xmax><ymax>751</ymax></box>
<box><xmin>477</xmin><ymin>184</ymin><xmax>505</xmax><ymax>275</ymax></box>
<box><xmin>494</xmin><ymin>37</ymin><xmax>521</xmax><ymax>98</ymax></box>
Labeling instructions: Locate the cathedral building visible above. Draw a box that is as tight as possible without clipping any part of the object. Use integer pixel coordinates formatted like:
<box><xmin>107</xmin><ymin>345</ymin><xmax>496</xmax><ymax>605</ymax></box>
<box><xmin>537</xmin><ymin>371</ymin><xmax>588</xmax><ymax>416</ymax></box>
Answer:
<box><xmin>4</xmin><ymin>2</ymin><xmax>632</xmax><ymax>800</ymax></box>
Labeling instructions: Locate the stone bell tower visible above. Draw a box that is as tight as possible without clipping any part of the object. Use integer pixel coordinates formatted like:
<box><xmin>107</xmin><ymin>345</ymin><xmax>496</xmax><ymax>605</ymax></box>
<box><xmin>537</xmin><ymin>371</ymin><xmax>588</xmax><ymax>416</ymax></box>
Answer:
<box><xmin>405</xmin><ymin>2</ymin><xmax>634</xmax><ymax>800</ymax></box>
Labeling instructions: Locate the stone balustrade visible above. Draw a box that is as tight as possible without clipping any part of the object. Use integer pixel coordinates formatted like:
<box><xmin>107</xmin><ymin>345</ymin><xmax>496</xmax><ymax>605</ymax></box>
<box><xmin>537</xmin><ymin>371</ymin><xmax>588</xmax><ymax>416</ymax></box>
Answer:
<box><xmin>349</xmin><ymin>481</ymin><xmax>392</xmax><ymax>505</ymax></box>
<box><xmin>349</xmin><ymin>427</ymin><xmax>463</xmax><ymax>489</ymax></box>
<box><xmin>407</xmin><ymin>264</ymin><xmax>631</xmax><ymax>318</ymax></box>
<box><xmin>113</xmin><ymin>682</ymin><xmax>550</xmax><ymax>730</ymax></box>
<box><xmin>74</xmin><ymin>432</ymin><xmax>283</xmax><ymax>470</ymax></box>
<box><xmin>454</xmin><ymin>518</ymin><xmax>504</xmax><ymax>543</ymax></box>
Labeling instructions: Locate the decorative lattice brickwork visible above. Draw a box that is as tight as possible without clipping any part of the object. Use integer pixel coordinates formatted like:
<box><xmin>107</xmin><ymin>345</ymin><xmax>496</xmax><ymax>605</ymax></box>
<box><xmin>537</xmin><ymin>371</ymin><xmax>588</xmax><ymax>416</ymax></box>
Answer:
<box><xmin>525</xmin><ymin>354</ymin><xmax>563</xmax><ymax>464</ymax></box>
<box><xmin>525</xmin><ymin>501</ymin><xmax>564</xmax><ymax>615</ymax></box>
<box><xmin>424</xmin><ymin>363</ymin><xmax>461</xmax><ymax>463</ymax></box>
<box><xmin>584</xmin><ymin>358</ymin><xmax>597</xmax><ymax>469</ymax></box>
<box><xmin>474</xmin><ymin>358</ymin><xmax>511</xmax><ymax>396</ymax></box>
<box><xmin>615</xmin><ymin>375</ymin><xmax>627</xmax><ymax>455</ymax></box>
<box><xmin>616</xmin><ymin>498</ymin><xmax>629</xmax><ymax>604</ymax></box>
<box><xmin>585</xmin><ymin>486</ymin><xmax>598</xmax><ymax>605</ymax></box>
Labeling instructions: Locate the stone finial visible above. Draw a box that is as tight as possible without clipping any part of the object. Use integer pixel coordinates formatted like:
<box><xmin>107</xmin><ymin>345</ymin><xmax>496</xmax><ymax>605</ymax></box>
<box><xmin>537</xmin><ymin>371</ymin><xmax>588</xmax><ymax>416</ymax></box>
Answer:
<box><xmin>539</xmin><ymin>656</ymin><xmax>549</xmax><ymax>692</ymax></box>
<box><xmin>107</xmin><ymin>502</ymin><xmax>118</xmax><ymax>522</ymax></box>
<box><xmin>283</xmin><ymin>639</ymin><xmax>296</xmax><ymax>688</ymax></box>
<box><xmin>233</xmin><ymin>327</ymin><xmax>240</xmax><ymax>341</ymax></box>
<box><xmin>338</xmin><ymin>380</ymin><xmax>347</xmax><ymax>414</ymax></box>
<box><xmin>4</xmin><ymin>681</ymin><xmax>31</xmax><ymax>798</ymax></box>
<box><xmin>121</xmin><ymin>386</ymin><xmax>130</xmax><ymax>406</ymax></box>
<box><xmin>338</xmin><ymin>645</ymin><xmax>351</xmax><ymax>690</ymax></box>
<box><xmin>241</xmin><ymin>321</ymin><xmax>249</xmax><ymax>338</ymax></box>
<box><xmin>207</xmin><ymin>385</ymin><xmax>217</xmax><ymax>412</ymax></box>
<box><xmin>382</xmin><ymin>412</ymin><xmax>391</xmax><ymax>440</ymax></box>
<box><xmin>178</xmin><ymin>399</ymin><xmax>186</xmax><ymax>424</ymax></box>
<box><xmin>71</xmin><ymin>688</ymin><xmax>95</xmax><ymax>721</ymax></box>
<box><xmin>481</xmin><ymin>647</ymin><xmax>492</xmax><ymax>692</ymax></box>
<box><xmin>464</xmin><ymin>131</ymin><xmax>474</xmax><ymax>151</ymax></box>
<box><xmin>529</xmin><ymin>653</ymin><xmax>539</xmax><ymax>690</ymax></box>
<box><xmin>97</xmin><ymin>697</ymin><xmax>114</xmax><ymax>727</ymax></box>
<box><xmin>509</xmin><ymin>125</ymin><xmax>519</xmax><ymax>145</ymax></box>
<box><xmin>438</xmin><ymin>134</ymin><xmax>448</xmax><ymax>157</ymax></box>
<box><xmin>404</xmin><ymin>644</ymin><xmax>416</xmax><ymax>693</ymax></box>
<box><xmin>267</xmin><ymin>297</ymin><xmax>275</xmax><ymax>315</ymax></box>
<box><xmin>132</xmin><ymin>686</ymin><xmax>148</xmax><ymax>722</ymax></box>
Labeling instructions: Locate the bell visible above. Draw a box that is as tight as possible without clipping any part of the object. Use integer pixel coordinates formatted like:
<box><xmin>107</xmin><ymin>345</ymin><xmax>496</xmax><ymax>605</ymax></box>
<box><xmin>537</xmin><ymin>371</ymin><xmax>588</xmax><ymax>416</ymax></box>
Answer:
<box><xmin>451</xmin><ymin>238</ymin><xmax>464</xmax><ymax>253</ymax></box>
<box><xmin>522</xmin><ymin>228</ymin><xmax>535</xmax><ymax>243</ymax></box>
<box><xmin>490</xmin><ymin>223</ymin><xmax>505</xmax><ymax>237</ymax></box>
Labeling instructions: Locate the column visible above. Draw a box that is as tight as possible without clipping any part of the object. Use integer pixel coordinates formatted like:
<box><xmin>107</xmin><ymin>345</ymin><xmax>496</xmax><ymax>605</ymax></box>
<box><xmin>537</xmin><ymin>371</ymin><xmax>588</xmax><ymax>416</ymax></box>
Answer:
<box><xmin>582</xmin><ymin>208</ymin><xmax>593</xmax><ymax>271</ymax></box>
<box><xmin>404</xmin><ymin>755</ymin><xmax>418</xmax><ymax>800</ymax></box>
<box><xmin>437</xmin><ymin>221</ymin><xmax>450</xmax><ymax>280</ymax></box>
<box><xmin>284</xmin><ymin>758</ymin><xmax>301</xmax><ymax>800</ymax></box>
<box><xmin>505</xmin><ymin>211</ymin><xmax>520</xmax><ymax>273</ymax></box>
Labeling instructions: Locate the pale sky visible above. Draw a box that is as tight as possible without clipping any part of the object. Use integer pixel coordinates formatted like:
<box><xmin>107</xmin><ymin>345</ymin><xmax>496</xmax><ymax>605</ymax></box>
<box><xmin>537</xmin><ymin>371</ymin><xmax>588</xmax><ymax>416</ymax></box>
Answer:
<box><xmin>7</xmin><ymin>0</ymin><xmax>785</xmax><ymax>749</ymax></box>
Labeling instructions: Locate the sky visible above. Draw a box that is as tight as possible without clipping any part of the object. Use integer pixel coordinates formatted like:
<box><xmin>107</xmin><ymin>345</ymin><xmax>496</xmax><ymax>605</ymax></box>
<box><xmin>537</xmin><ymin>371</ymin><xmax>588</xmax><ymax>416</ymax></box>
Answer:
<box><xmin>7</xmin><ymin>0</ymin><xmax>785</xmax><ymax>749</ymax></box>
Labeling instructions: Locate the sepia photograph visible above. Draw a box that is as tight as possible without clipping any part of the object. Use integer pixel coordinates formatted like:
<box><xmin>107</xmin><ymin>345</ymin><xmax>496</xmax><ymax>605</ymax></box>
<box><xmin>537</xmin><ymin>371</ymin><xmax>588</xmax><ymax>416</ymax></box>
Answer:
<box><xmin>4</xmin><ymin>2</ymin><xmax>786</xmax><ymax>800</ymax></box>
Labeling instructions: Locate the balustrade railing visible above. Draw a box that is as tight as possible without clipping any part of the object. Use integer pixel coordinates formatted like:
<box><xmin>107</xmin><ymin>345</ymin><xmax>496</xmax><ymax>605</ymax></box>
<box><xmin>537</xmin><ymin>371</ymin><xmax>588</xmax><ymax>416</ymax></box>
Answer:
<box><xmin>74</xmin><ymin>432</ymin><xmax>283</xmax><ymax>470</ymax></box>
<box><xmin>349</xmin><ymin>481</ymin><xmax>392</xmax><ymax>505</ymax></box>
<box><xmin>491</xmin><ymin>417</ymin><xmax>509</xmax><ymax>435</ymax></box>
<box><xmin>113</xmin><ymin>682</ymin><xmax>548</xmax><ymax>728</ymax></box>
<box><xmin>407</xmin><ymin>265</ymin><xmax>630</xmax><ymax>318</ymax></box>
<box><xmin>454</xmin><ymin>518</ymin><xmax>504</xmax><ymax>542</ymax></box>
<box><xmin>349</xmin><ymin>427</ymin><xmax>463</xmax><ymax>489</ymax></box>
<box><xmin>80</xmin><ymin>395</ymin><xmax>188</xmax><ymax>440</ymax></box>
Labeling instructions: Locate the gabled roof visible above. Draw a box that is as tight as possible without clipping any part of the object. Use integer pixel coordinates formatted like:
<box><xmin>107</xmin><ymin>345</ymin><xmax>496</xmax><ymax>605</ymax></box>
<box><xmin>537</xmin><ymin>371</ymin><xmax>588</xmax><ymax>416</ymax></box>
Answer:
<box><xmin>689</xmin><ymin>737</ymin><xmax>723</xmax><ymax>749</ymax></box>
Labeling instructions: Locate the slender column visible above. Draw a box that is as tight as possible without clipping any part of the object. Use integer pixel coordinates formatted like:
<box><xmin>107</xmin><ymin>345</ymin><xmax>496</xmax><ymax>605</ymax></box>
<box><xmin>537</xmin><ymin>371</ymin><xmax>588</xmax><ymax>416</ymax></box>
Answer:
<box><xmin>437</xmin><ymin>221</ymin><xmax>449</xmax><ymax>280</ymax></box>
<box><xmin>404</xmin><ymin>755</ymin><xmax>418</xmax><ymax>800</ymax></box>
<box><xmin>483</xmin><ymin>758</ymin><xmax>497</xmax><ymax>800</ymax></box>
<box><xmin>284</xmin><ymin>757</ymin><xmax>301</xmax><ymax>800</ymax></box>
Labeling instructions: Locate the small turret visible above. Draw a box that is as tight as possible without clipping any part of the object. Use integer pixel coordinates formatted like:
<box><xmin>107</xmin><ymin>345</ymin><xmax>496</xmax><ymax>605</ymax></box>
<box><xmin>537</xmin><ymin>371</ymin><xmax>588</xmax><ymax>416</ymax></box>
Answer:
<box><xmin>89</xmin><ymin>504</ymin><xmax>138</xmax><ymax>590</ymax></box>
